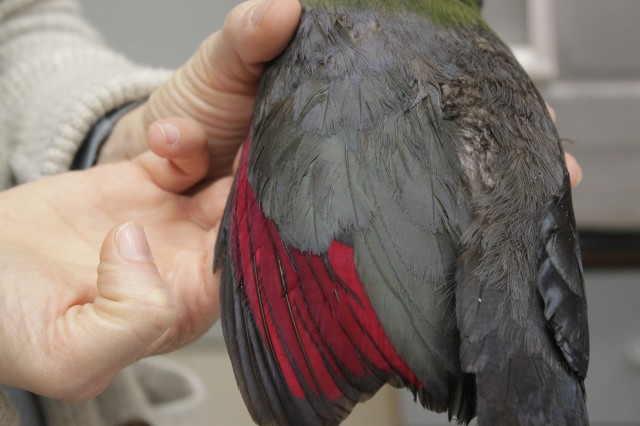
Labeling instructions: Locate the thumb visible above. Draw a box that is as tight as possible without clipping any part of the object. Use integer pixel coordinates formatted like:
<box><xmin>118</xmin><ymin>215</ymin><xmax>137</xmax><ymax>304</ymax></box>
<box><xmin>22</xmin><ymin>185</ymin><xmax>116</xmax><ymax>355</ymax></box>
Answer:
<box><xmin>52</xmin><ymin>222</ymin><xmax>177</xmax><ymax>401</ymax></box>
<box><xmin>95</xmin><ymin>221</ymin><xmax>177</xmax><ymax>355</ymax></box>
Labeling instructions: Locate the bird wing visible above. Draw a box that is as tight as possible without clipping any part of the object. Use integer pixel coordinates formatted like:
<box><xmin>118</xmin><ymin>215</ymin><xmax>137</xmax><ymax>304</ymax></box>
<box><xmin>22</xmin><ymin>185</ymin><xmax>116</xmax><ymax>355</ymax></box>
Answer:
<box><xmin>219</xmin><ymin>144</ymin><xmax>425</xmax><ymax>425</ymax></box>
<box><xmin>454</xmin><ymin>175</ymin><xmax>589</xmax><ymax>426</ymax></box>
<box><xmin>215</xmin><ymin>10</ymin><xmax>476</xmax><ymax>424</ymax></box>
<box><xmin>218</xmin><ymin>8</ymin><xmax>475</xmax><ymax>424</ymax></box>
<box><xmin>538</xmin><ymin>176</ymin><xmax>589</xmax><ymax>378</ymax></box>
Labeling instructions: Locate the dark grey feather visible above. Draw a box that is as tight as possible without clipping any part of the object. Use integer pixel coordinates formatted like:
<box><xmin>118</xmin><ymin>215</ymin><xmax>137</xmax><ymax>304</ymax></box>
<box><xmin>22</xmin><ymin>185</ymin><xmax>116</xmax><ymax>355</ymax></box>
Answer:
<box><xmin>538</xmin><ymin>178</ymin><xmax>589</xmax><ymax>377</ymax></box>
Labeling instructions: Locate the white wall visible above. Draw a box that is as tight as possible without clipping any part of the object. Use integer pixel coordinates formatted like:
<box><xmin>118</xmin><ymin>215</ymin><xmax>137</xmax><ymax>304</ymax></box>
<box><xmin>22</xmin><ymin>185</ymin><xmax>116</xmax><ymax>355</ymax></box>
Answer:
<box><xmin>81</xmin><ymin>0</ymin><xmax>237</xmax><ymax>68</ymax></box>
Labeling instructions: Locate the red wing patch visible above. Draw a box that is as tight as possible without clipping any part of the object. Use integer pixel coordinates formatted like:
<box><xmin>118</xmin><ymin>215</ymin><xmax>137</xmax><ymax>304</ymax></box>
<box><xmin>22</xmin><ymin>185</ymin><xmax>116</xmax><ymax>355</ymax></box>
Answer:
<box><xmin>226</xmin><ymin>141</ymin><xmax>422</xmax><ymax>408</ymax></box>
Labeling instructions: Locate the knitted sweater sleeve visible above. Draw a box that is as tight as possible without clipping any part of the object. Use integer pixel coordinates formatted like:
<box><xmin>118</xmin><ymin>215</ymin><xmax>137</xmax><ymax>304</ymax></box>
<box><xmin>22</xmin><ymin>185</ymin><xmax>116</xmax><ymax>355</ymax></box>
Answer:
<box><xmin>0</xmin><ymin>0</ymin><xmax>172</xmax><ymax>187</ymax></box>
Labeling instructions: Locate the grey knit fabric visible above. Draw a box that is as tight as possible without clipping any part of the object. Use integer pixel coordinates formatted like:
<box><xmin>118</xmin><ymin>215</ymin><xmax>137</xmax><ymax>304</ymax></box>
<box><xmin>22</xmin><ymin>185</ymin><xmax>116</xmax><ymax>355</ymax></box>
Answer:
<box><xmin>0</xmin><ymin>0</ymin><xmax>171</xmax><ymax>186</ymax></box>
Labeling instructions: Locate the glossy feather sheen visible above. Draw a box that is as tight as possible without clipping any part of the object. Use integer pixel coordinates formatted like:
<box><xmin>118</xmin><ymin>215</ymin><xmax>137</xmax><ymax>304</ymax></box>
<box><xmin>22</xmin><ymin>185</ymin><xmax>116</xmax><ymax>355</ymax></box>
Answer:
<box><xmin>216</xmin><ymin>1</ymin><xmax>589</xmax><ymax>425</ymax></box>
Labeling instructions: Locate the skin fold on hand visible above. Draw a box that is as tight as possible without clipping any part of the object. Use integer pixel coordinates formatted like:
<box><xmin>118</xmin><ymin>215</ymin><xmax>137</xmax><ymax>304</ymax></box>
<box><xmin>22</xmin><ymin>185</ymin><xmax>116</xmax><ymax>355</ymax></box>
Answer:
<box><xmin>98</xmin><ymin>0</ymin><xmax>302</xmax><ymax>179</ymax></box>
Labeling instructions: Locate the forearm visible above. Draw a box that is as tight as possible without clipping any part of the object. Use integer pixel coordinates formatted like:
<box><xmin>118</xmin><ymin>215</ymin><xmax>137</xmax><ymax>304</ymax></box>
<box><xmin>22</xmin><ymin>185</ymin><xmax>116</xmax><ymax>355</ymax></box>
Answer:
<box><xmin>0</xmin><ymin>0</ymin><xmax>170</xmax><ymax>185</ymax></box>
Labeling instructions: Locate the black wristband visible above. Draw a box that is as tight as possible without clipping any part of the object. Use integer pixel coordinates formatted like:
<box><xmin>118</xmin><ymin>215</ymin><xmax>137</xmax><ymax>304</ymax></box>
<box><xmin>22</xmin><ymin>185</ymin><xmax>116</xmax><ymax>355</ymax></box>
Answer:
<box><xmin>71</xmin><ymin>99</ymin><xmax>146</xmax><ymax>170</ymax></box>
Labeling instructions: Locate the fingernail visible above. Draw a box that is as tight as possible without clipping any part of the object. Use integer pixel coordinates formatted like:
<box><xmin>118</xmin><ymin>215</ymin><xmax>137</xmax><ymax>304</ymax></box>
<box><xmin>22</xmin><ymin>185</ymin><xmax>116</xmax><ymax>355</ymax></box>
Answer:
<box><xmin>117</xmin><ymin>222</ymin><xmax>154</xmax><ymax>262</ymax></box>
<box><xmin>251</xmin><ymin>0</ymin><xmax>272</xmax><ymax>27</ymax></box>
<box><xmin>156</xmin><ymin>123</ymin><xmax>180</xmax><ymax>146</ymax></box>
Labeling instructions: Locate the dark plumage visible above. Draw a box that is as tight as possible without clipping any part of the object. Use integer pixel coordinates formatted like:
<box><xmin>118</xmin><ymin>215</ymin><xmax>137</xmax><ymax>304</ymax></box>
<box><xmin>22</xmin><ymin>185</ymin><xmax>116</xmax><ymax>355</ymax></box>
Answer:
<box><xmin>215</xmin><ymin>1</ymin><xmax>589</xmax><ymax>425</ymax></box>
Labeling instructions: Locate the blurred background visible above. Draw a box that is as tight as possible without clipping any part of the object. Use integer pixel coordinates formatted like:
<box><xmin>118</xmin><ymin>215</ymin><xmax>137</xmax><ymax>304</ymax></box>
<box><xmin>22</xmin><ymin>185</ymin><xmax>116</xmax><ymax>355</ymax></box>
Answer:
<box><xmin>81</xmin><ymin>0</ymin><xmax>640</xmax><ymax>425</ymax></box>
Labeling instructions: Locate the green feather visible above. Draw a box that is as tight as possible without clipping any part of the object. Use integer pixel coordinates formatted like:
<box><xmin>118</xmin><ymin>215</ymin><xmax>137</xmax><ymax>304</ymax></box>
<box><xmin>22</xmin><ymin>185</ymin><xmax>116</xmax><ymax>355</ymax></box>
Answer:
<box><xmin>301</xmin><ymin>0</ymin><xmax>483</xmax><ymax>26</ymax></box>
<box><xmin>458</xmin><ymin>0</ymin><xmax>482</xmax><ymax>12</ymax></box>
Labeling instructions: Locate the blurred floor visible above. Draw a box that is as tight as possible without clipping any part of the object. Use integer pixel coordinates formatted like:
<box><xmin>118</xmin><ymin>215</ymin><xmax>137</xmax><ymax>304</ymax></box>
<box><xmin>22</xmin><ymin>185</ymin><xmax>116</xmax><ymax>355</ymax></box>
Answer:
<box><xmin>161</xmin><ymin>342</ymin><xmax>401</xmax><ymax>426</ymax></box>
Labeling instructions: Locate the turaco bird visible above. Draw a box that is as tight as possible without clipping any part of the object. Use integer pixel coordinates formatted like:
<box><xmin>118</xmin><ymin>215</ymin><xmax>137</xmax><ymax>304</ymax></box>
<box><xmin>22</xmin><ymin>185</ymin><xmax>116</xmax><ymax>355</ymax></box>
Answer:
<box><xmin>215</xmin><ymin>0</ymin><xmax>589</xmax><ymax>424</ymax></box>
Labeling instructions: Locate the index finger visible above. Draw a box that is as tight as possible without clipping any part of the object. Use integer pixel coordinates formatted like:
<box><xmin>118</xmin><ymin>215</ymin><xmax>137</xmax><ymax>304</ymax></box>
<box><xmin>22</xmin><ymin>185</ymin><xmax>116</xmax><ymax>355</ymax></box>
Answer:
<box><xmin>137</xmin><ymin>117</ymin><xmax>210</xmax><ymax>193</ymax></box>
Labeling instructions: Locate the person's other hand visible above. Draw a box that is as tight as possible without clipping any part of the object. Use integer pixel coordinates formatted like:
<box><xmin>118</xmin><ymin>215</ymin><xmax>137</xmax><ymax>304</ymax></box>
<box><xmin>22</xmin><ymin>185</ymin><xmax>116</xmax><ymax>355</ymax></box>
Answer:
<box><xmin>0</xmin><ymin>118</ymin><xmax>230</xmax><ymax>401</ymax></box>
<box><xmin>565</xmin><ymin>152</ymin><xmax>582</xmax><ymax>188</ymax></box>
<box><xmin>546</xmin><ymin>103</ymin><xmax>582</xmax><ymax>188</ymax></box>
<box><xmin>98</xmin><ymin>0</ymin><xmax>302</xmax><ymax>178</ymax></box>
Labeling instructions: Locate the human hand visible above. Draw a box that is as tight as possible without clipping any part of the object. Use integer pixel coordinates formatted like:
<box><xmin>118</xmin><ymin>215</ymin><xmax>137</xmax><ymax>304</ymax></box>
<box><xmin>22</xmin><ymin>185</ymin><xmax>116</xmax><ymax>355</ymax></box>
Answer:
<box><xmin>98</xmin><ymin>0</ymin><xmax>302</xmax><ymax>178</ymax></box>
<box><xmin>546</xmin><ymin>104</ymin><xmax>582</xmax><ymax>188</ymax></box>
<box><xmin>0</xmin><ymin>118</ymin><xmax>231</xmax><ymax>401</ymax></box>
<box><xmin>565</xmin><ymin>152</ymin><xmax>582</xmax><ymax>188</ymax></box>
